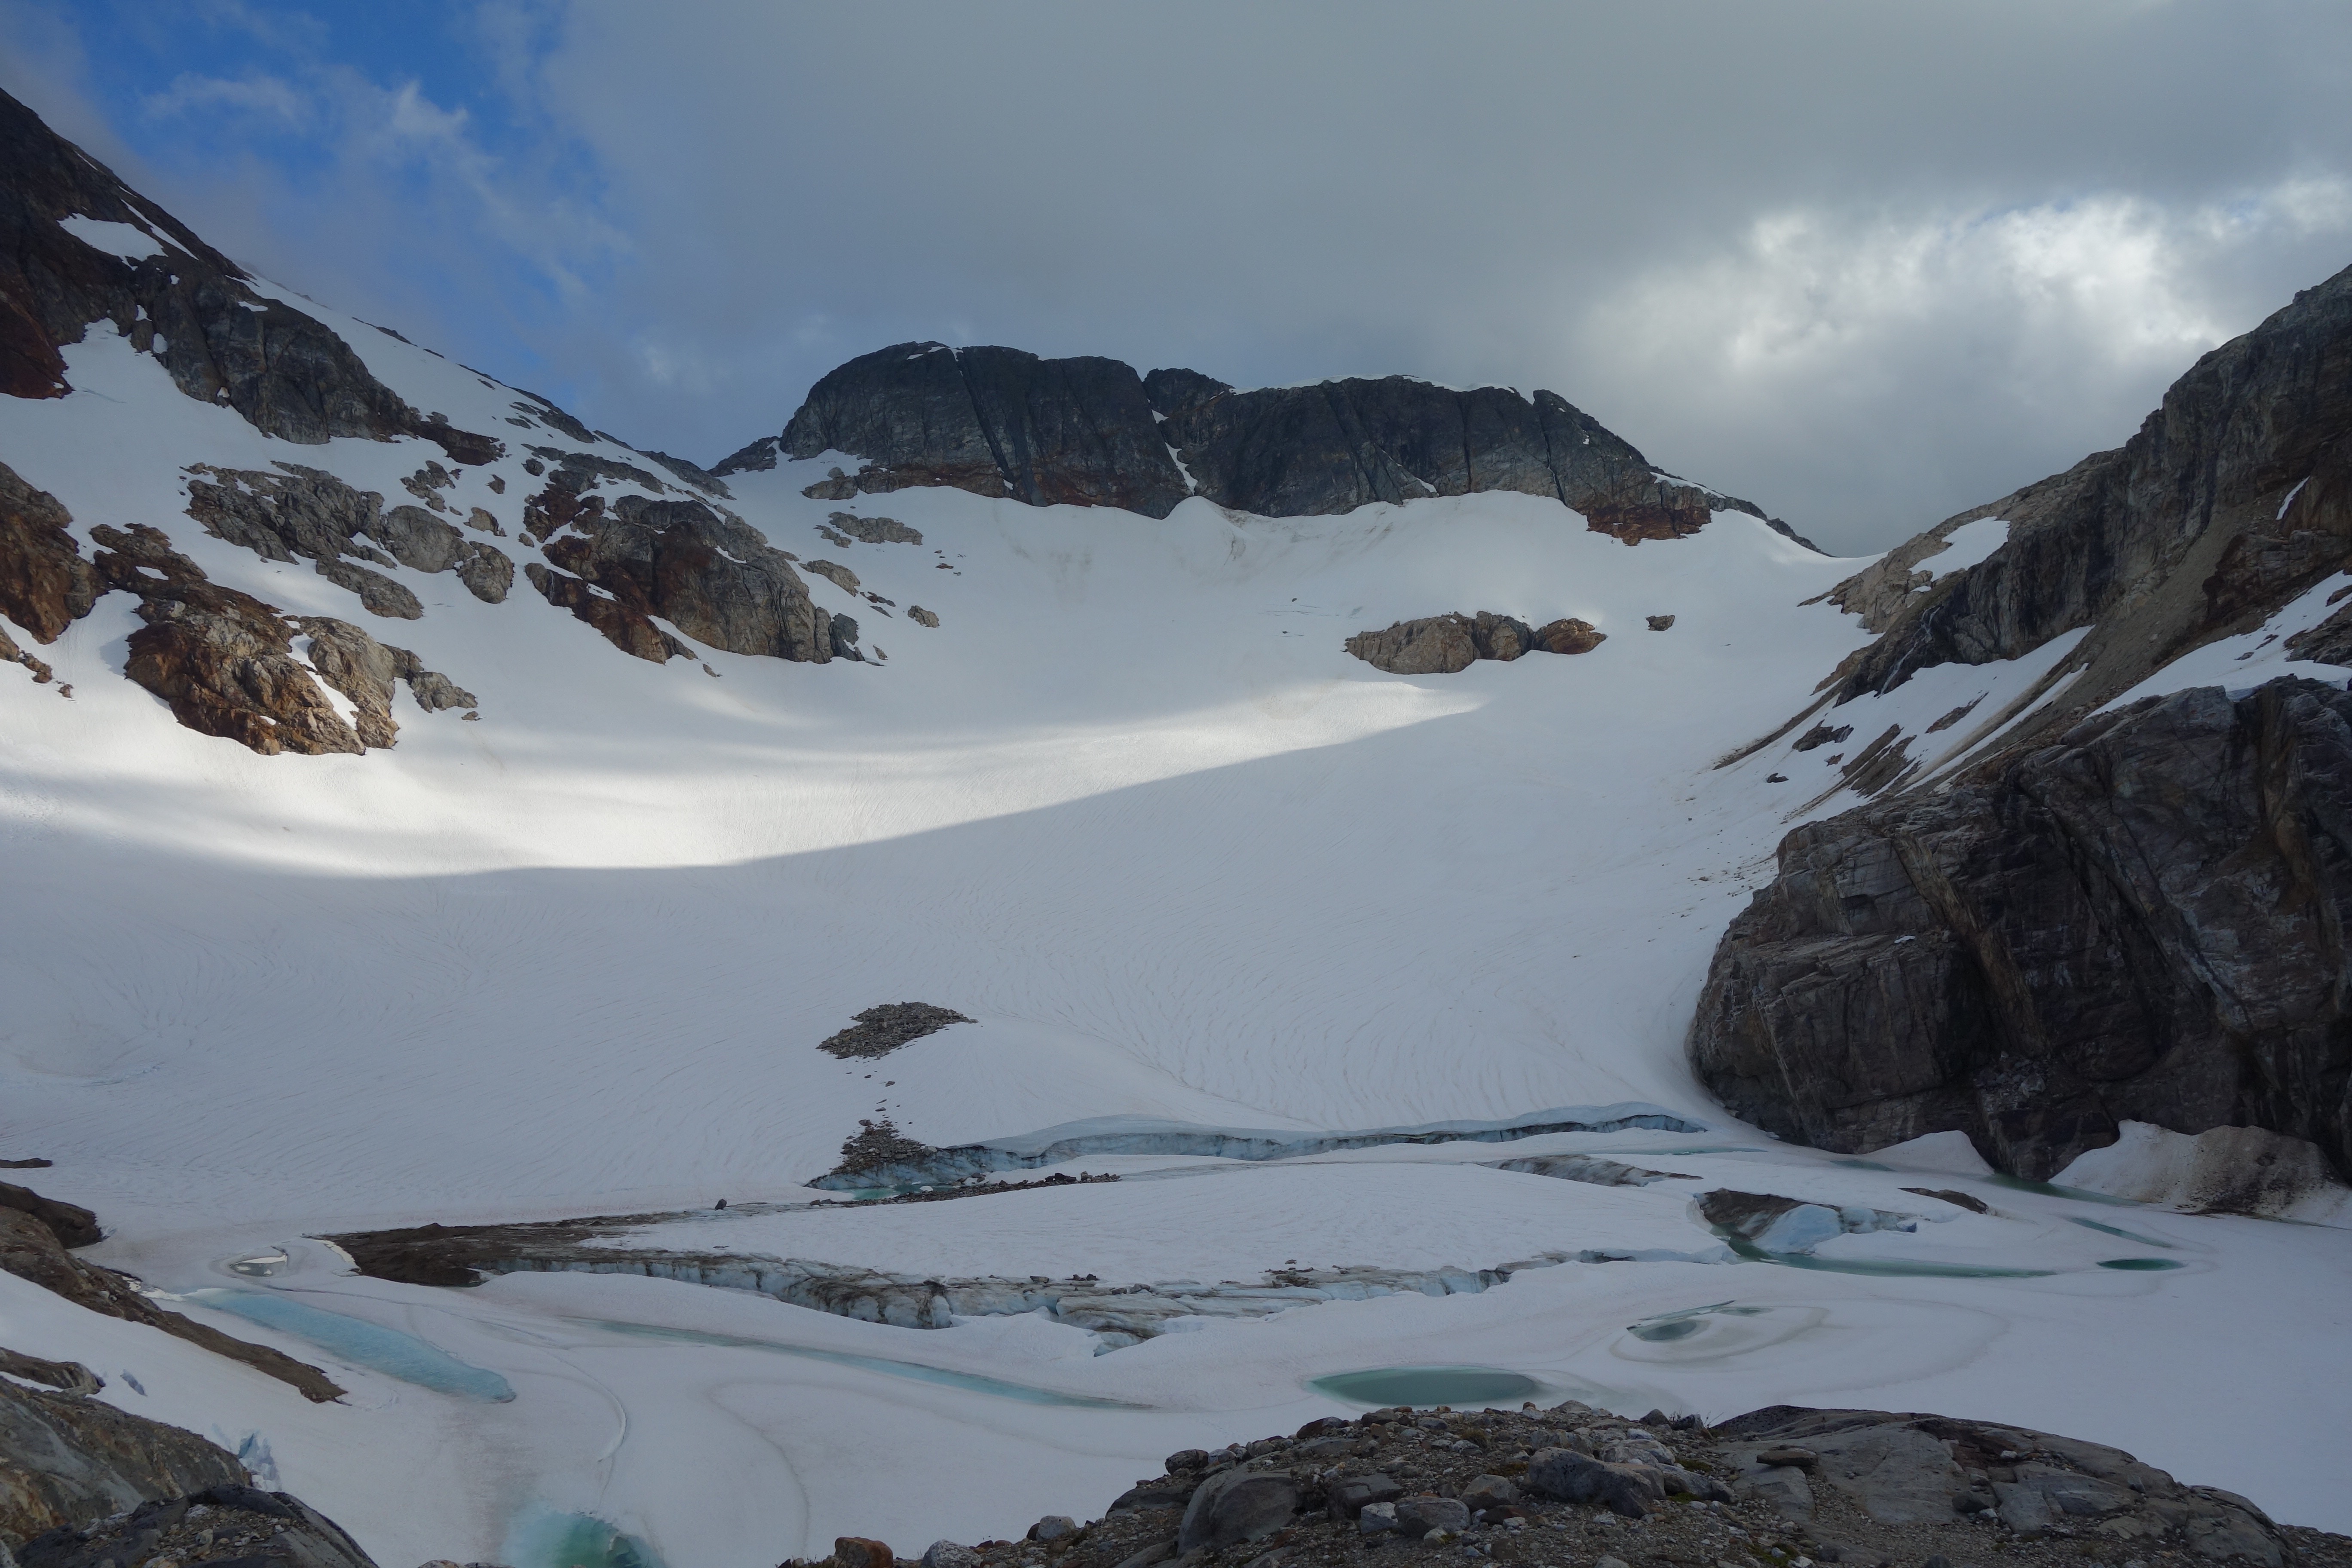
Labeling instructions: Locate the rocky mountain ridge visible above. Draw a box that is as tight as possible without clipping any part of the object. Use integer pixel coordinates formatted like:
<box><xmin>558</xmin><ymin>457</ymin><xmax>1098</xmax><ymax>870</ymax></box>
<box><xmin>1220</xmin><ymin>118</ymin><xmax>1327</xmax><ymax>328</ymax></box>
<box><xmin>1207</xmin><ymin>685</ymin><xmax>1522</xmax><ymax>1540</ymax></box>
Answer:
<box><xmin>719</xmin><ymin>339</ymin><xmax>1806</xmax><ymax>546</ymax></box>
<box><xmin>1692</xmin><ymin>256</ymin><xmax>2352</xmax><ymax>1183</ymax></box>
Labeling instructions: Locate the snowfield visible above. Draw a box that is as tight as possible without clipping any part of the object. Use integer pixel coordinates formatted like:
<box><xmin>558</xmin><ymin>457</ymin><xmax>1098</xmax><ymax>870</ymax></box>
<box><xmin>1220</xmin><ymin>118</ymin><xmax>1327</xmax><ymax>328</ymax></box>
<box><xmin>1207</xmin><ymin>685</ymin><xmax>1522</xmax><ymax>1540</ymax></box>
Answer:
<box><xmin>2</xmin><ymin>307</ymin><xmax>2349</xmax><ymax>1567</ymax></box>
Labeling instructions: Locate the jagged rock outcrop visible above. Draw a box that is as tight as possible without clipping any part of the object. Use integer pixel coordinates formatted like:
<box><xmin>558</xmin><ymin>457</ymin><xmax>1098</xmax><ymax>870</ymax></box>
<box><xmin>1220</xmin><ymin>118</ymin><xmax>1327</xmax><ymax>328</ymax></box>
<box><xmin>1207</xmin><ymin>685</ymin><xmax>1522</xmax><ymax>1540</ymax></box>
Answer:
<box><xmin>88</xmin><ymin>525</ymin><xmax>468</xmax><ymax>753</ymax></box>
<box><xmin>0</xmin><ymin>1376</ymin><xmax>248</xmax><ymax>1547</ymax></box>
<box><xmin>1347</xmin><ymin>615</ymin><xmax>1477</xmax><ymax>674</ymax></box>
<box><xmin>0</xmin><ymin>89</ymin><xmax>499</xmax><ymax>466</ymax></box>
<box><xmin>1346</xmin><ymin>612</ymin><xmax>1603</xmax><ymax>673</ymax></box>
<box><xmin>0</xmin><ymin>1190</ymin><xmax>341</xmax><ymax>1401</ymax></box>
<box><xmin>0</xmin><ymin>463</ymin><xmax>98</xmax><ymax>644</ymax></box>
<box><xmin>185</xmin><ymin>463</ymin><xmax>514</xmax><ymax>613</ymax></box>
<box><xmin>97</xmin><ymin>524</ymin><xmax>371</xmax><ymax>756</ymax></box>
<box><xmin>736</xmin><ymin>340</ymin><xmax>1776</xmax><ymax>539</ymax></box>
<box><xmin>1815</xmin><ymin>260</ymin><xmax>2352</xmax><ymax>743</ymax></box>
<box><xmin>527</xmin><ymin>477</ymin><xmax>836</xmax><ymax>663</ymax></box>
<box><xmin>822</xmin><ymin>511</ymin><xmax>923</xmax><ymax>545</ymax></box>
<box><xmin>1691</xmin><ymin>677</ymin><xmax>2352</xmax><ymax>1181</ymax></box>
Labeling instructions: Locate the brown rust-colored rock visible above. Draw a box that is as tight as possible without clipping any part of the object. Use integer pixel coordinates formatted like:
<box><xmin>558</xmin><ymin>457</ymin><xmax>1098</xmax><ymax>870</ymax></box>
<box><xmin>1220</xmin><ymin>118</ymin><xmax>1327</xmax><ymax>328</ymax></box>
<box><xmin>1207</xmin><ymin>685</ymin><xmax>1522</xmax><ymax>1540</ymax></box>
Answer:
<box><xmin>0</xmin><ymin>1182</ymin><xmax>100</xmax><ymax>1248</ymax></box>
<box><xmin>0</xmin><ymin>1202</ymin><xmax>342</xmax><ymax>1403</ymax></box>
<box><xmin>1532</xmin><ymin>617</ymin><xmax>1606</xmax><ymax>655</ymax></box>
<box><xmin>92</xmin><ymin>525</ymin><xmax>364</xmax><ymax>756</ymax></box>
<box><xmin>1691</xmin><ymin>676</ymin><xmax>2352</xmax><ymax>1180</ymax></box>
<box><xmin>0</xmin><ymin>462</ymin><xmax>98</xmax><ymax>643</ymax></box>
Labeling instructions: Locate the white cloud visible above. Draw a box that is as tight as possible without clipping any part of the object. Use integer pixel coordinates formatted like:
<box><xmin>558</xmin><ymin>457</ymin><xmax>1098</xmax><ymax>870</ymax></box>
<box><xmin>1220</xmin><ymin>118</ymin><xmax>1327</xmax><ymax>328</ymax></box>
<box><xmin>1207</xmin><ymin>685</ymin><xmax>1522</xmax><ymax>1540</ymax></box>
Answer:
<box><xmin>1565</xmin><ymin>178</ymin><xmax>2352</xmax><ymax>548</ymax></box>
<box><xmin>141</xmin><ymin>71</ymin><xmax>307</xmax><ymax>126</ymax></box>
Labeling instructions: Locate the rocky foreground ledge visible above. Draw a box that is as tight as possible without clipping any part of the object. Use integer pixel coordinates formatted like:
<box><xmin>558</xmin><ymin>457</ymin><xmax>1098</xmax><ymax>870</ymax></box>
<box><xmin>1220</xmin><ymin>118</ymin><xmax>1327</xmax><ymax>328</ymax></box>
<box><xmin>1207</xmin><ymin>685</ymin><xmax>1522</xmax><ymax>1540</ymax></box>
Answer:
<box><xmin>834</xmin><ymin>1403</ymin><xmax>2342</xmax><ymax>1568</ymax></box>
<box><xmin>6</xmin><ymin>1378</ymin><xmax>2349</xmax><ymax>1568</ymax></box>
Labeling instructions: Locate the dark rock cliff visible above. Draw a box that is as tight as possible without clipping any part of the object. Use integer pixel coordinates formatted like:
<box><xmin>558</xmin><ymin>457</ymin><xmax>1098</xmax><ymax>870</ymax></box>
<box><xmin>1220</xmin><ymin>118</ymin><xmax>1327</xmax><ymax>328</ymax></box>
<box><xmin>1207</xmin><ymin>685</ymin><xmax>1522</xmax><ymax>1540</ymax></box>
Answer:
<box><xmin>0</xmin><ymin>1369</ymin><xmax>381</xmax><ymax>1565</ymax></box>
<box><xmin>1817</xmin><ymin>260</ymin><xmax>2352</xmax><ymax>737</ymax></box>
<box><xmin>733</xmin><ymin>339</ymin><xmax>1781</xmax><ymax>542</ymax></box>
<box><xmin>0</xmin><ymin>89</ymin><xmax>500</xmax><ymax>464</ymax></box>
<box><xmin>1691</xmin><ymin>677</ymin><xmax>2352</xmax><ymax>1180</ymax></box>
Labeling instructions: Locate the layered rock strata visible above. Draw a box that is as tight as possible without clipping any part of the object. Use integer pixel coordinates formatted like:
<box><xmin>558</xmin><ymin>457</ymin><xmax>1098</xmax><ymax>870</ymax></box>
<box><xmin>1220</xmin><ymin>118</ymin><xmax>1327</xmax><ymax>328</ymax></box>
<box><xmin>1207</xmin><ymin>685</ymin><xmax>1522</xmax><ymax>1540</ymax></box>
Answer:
<box><xmin>1691</xmin><ymin>677</ymin><xmax>2352</xmax><ymax>1180</ymax></box>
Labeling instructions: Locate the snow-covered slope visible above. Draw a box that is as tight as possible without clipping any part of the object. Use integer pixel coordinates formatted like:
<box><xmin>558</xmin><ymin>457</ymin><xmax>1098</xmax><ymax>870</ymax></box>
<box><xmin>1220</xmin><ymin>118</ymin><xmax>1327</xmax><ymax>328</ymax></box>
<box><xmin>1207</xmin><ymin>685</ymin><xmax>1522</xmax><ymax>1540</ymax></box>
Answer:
<box><xmin>3</xmin><ymin>93</ymin><xmax>2349</xmax><ymax>1568</ymax></box>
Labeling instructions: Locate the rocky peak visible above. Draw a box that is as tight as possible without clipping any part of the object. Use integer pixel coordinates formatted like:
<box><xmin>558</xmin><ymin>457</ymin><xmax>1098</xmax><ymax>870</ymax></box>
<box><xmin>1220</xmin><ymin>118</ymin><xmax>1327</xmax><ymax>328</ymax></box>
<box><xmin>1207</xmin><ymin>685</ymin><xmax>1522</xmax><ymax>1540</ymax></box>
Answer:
<box><xmin>733</xmin><ymin>339</ymin><xmax>1780</xmax><ymax>540</ymax></box>
<box><xmin>1818</xmin><ymin>258</ymin><xmax>2352</xmax><ymax>737</ymax></box>
<box><xmin>0</xmin><ymin>87</ymin><xmax>500</xmax><ymax>463</ymax></box>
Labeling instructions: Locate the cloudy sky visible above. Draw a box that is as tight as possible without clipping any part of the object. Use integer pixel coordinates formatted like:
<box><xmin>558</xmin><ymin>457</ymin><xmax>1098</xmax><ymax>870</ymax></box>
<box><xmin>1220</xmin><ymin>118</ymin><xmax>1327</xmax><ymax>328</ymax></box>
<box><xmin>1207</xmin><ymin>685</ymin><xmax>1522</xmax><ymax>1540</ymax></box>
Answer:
<box><xmin>6</xmin><ymin>1</ymin><xmax>2349</xmax><ymax>553</ymax></box>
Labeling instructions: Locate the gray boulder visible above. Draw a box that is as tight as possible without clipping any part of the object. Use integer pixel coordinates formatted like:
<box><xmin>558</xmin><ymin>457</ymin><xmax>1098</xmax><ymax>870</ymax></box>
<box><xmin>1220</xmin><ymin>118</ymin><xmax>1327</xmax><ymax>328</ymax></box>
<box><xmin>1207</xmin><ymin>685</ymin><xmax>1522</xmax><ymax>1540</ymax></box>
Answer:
<box><xmin>1326</xmin><ymin>1473</ymin><xmax>1403</xmax><ymax>1520</ymax></box>
<box><xmin>1459</xmin><ymin>1474</ymin><xmax>1517</xmax><ymax>1510</ymax></box>
<box><xmin>1176</xmin><ymin>1468</ymin><xmax>1297</xmax><ymax>1553</ymax></box>
<box><xmin>1523</xmin><ymin>1448</ymin><xmax>1662</xmax><ymax>1518</ymax></box>
<box><xmin>1393</xmin><ymin>1495</ymin><xmax>1469</xmax><ymax>1536</ymax></box>
<box><xmin>921</xmin><ymin>1543</ymin><xmax>980</xmax><ymax>1568</ymax></box>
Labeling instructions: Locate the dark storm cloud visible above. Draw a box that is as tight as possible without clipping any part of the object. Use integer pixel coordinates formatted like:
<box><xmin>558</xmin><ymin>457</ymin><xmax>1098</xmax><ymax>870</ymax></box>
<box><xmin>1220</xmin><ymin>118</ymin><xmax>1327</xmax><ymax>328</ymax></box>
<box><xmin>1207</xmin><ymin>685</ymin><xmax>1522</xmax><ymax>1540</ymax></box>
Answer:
<box><xmin>9</xmin><ymin>2</ymin><xmax>2352</xmax><ymax>551</ymax></box>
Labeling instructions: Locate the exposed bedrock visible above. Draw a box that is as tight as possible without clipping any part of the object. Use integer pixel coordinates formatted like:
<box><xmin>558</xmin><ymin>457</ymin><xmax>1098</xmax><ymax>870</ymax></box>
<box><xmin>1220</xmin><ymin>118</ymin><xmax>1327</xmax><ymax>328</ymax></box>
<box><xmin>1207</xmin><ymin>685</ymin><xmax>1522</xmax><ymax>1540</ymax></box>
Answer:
<box><xmin>0</xmin><ymin>462</ymin><xmax>99</xmax><ymax>643</ymax></box>
<box><xmin>0</xmin><ymin>475</ymin><xmax>473</xmax><ymax>753</ymax></box>
<box><xmin>741</xmin><ymin>339</ymin><xmax>1774</xmax><ymax>539</ymax></box>
<box><xmin>525</xmin><ymin>458</ymin><xmax>834</xmax><ymax>665</ymax></box>
<box><xmin>1818</xmin><ymin>259</ymin><xmax>2352</xmax><ymax>735</ymax></box>
<box><xmin>0</xmin><ymin>88</ymin><xmax>500</xmax><ymax>471</ymax></box>
<box><xmin>1691</xmin><ymin>676</ymin><xmax>2352</xmax><ymax>1181</ymax></box>
<box><xmin>1344</xmin><ymin>612</ymin><xmax>1605</xmax><ymax>673</ymax></box>
<box><xmin>0</xmin><ymin>1377</ymin><xmax>247</xmax><ymax>1548</ymax></box>
<box><xmin>0</xmin><ymin>1187</ymin><xmax>341</xmax><ymax>1402</ymax></box>
<box><xmin>186</xmin><ymin>463</ymin><xmax>514</xmax><ymax>614</ymax></box>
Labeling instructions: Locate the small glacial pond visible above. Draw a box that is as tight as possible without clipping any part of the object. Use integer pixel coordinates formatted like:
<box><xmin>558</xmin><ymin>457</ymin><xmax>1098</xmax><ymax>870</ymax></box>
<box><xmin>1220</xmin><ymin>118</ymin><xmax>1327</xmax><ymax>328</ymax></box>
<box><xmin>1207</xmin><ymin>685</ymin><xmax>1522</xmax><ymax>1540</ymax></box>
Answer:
<box><xmin>1309</xmin><ymin>1366</ymin><xmax>1541</xmax><ymax>1408</ymax></box>
<box><xmin>187</xmin><ymin>1289</ymin><xmax>515</xmax><ymax>1401</ymax></box>
<box><xmin>1722</xmin><ymin>1238</ymin><xmax>2054</xmax><ymax>1278</ymax></box>
<box><xmin>507</xmin><ymin>1509</ymin><xmax>660</xmax><ymax>1568</ymax></box>
<box><xmin>2095</xmin><ymin>1257</ymin><xmax>2184</xmax><ymax>1271</ymax></box>
<box><xmin>1625</xmin><ymin>1302</ymin><xmax>1767</xmax><ymax>1341</ymax></box>
<box><xmin>579</xmin><ymin>1319</ymin><xmax>1147</xmax><ymax>1409</ymax></box>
